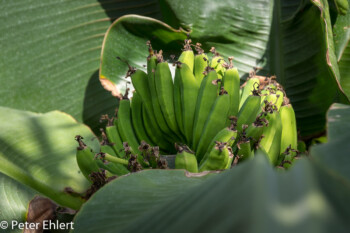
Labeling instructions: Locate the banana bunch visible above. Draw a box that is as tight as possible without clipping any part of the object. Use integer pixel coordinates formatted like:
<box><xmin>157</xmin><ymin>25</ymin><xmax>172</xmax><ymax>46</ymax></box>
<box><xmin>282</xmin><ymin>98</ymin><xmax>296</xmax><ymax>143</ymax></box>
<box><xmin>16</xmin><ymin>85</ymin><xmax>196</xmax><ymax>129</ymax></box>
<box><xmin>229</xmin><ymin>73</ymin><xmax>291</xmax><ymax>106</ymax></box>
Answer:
<box><xmin>75</xmin><ymin>40</ymin><xmax>300</xmax><ymax>181</ymax></box>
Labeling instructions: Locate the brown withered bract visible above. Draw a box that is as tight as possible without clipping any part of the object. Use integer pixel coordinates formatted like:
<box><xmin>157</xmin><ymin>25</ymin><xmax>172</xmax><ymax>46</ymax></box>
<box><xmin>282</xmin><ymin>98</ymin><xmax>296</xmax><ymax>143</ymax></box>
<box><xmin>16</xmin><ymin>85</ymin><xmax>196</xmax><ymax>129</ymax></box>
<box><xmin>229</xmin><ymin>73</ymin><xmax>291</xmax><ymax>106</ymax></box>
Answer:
<box><xmin>195</xmin><ymin>42</ymin><xmax>204</xmax><ymax>54</ymax></box>
<box><xmin>84</xmin><ymin>170</ymin><xmax>116</xmax><ymax>200</ymax></box>
<box><xmin>128</xmin><ymin>154</ymin><xmax>142</xmax><ymax>172</ymax></box>
<box><xmin>75</xmin><ymin>135</ymin><xmax>86</xmax><ymax>150</ymax></box>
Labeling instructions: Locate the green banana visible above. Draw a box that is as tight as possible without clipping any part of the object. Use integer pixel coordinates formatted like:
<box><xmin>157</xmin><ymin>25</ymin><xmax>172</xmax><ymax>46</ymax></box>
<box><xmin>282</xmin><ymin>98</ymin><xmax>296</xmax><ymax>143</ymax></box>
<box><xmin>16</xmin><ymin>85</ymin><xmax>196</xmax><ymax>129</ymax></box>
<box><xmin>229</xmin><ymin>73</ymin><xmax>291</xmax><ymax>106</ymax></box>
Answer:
<box><xmin>264</xmin><ymin>90</ymin><xmax>284</xmax><ymax>111</ymax></box>
<box><xmin>210</xmin><ymin>48</ymin><xmax>226</xmax><ymax>78</ymax></box>
<box><xmin>130</xmin><ymin>69</ymin><xmax>154</xmax><ymax>114</ymax></box>
<box><xmin>211</xmin><ymin>120</ymin><xmax>238</xmax><ymax>148</ymax></box>
<box><xmin>199</xmin><ymin>142</ymin><xmax>232</xmax><ymax>172</ymax></box>
<box><xmin>131</xmin><ymin>91</ymin><xmax>154</xmax><ymax>145</ymax></box>
<box><xmin>103</xmin><ymin>142</ymin><xmax>146</xmax><ymax>171</ymax></box>
<box><xmin>239</xmin><ymin>77</ymin><xmax>260</xmax><ymax>109</ymax></box>
<box><xmin>192</xmin><ymin>70</ymin><xmax>219</xmax><ymax>150</ymax></box>
<box><xmin>99</xmin><ymin>137</ymin><xmax>130</xmax><ymax>176</ymax></box>
<box><xmin>264</xmin><ymin>94</ymin><xmax>277</xmax><ymax>107</ymax></box>
<box><xmin>236</xmin><ymin>95</ymin><xmax>261</xmax><ymax>131</ymax></box>
<box><xmin>95</xmin><ymin>129</ymin><xmax>129</xmax><ymax>176</ymax></box>
<box><xmin>259</xmin><ymin>110</ymin><xmax>282</xmax><ymax>165</ymax></box>
<box><xmin>199</xmin><ymin>119</ymin><xmax>237</xmax><ymax>166</ymax></box>
<box><xmin>155</xmin><ymin>60</ymin><xmax>180</xmax><ymax>136</ymax></box>
<box><xmin>142</xmin><ymin>104</ymin><xmax>176</xmax><ymax>153</ymax></box>
<box><xmin>225</xmin><ymin>152</ymin><xmax>234</xmax><ymax>169</ymax></box>
<box><xmin>279</xmin><ymin>104</ymin><xmax>298</xmax><ymax>156</ymax></box>
<box><xmin>275</xmin><ymin>90</ymin><xmax>284</xmax><ymax>110</ymax></box>
<box><xmin>146</xmin><ymin>44</ymin><xmax>157</xmax><ymax>78</ymax></box>
<box><xmin>193</xmin><ymin>43</ymin><xmax>208</xmax><ymax>81</ymax></box>
<box><xmin>236</xmin><ymin>138</ymin><xmax>252</xmax><ymax>161</ymax></box>
<box><xmin>283</xmin><ymin>155</ymin><xmax>293</xmax><ymax>169</ymax></box>
<box><xmin>174</xmin><ymin>44</ymin><xmax>195</xmax><ymax>137</ymax></box>
<box><xmin>174</xmin><ymin>144</ymin><xmax>198</xmax><ymax>173</ymax></box>
<box><xmin>258</xmin><ymin>88</ymin><xmax>279</xmax><ymax>116</ymax></box>
<box><xmin>211</xmin><ymin>57</ymin><xmax>226</xmax><ymax>79</ymax></box>
<box><xmin>334</xmin><ymin>0</ymin><xmax>349</xmax><ymax>15</ymax></box>
<box><xmin>174</xmin><ymin>65</ymin><xmax>185</xmax><ymax>136</ymax></box>
<box><xmin>196</xmin><ymin>92</ymin><xmax>231</xmax><ymax>161</ymax></box>
<box><xmin>178</xmin><ymin>39</ymin><xmax>194</xmax><ymax>71</ymax></box>
<box><xmin>101</xmin><ymin>152</ymin><xmax>129</xmax><ymax>166</ymax></box>
<box><xmin>222</xmin><ymin>65</ymin><xmax>240</xmax><ymax>121</ymax></box>
<box><xmin>101</xmin><ymin>162</ymin><xmax>129</xmax><ymax>176</ymax></box>
<box><xmin>245</xmin><ymin>115</ymin><xmax>269</xmax><ymax>148</ymax></box>
<box><xmin>179</xmin><ymin>63</ymin><xmax>201</xmax><ymax>145</ymax></box>
<box><xmin>130</xmin><ymin>68</ymin><xmax>178</xmax><ymax>146</ymax></box>
<box><xmin>260</xmin><ymin>89</ymin><xmax>270</xmax><ymax>104</ymax></box>
<box><xmin>147</xmin><ymin>53</ymin><xmax>176</xmax><ymax>138</ymax></box>
<box><xmin>100</xmin><ymin>115</ymin><xmax>125</xmax><ymax>158</ymax></box>
<box><xmin>277</xmin><ymin>145</ymin><xmax>298</xmax><ymax>169</ymax></box>
<box><xmin>75</xmin><ymin>135</ymin><xmax>100</xmax><ymax>183</ymax></box>
<box><xmin>116</xmin><ymin>95</ymin><xmax>141</xmax><ymax>155</ymax></box>
<box><xmin>100</xmin><ymin>129</ymin><xmax>118</xmax><ymax>157</ymax></box>
<box><xmin>264</xmin><ymin>82</ymin><xmax>277</xmax><ymax>92</ymax></box>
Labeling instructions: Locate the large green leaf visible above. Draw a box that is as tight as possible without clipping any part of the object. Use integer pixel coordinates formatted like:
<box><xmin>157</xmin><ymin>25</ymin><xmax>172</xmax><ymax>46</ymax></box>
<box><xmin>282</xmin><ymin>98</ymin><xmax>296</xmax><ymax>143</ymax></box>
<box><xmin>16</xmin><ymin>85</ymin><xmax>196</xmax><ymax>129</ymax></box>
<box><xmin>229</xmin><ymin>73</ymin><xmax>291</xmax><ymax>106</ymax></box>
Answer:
<box><xmin>0</xmin><ymin>0</ymin><xmax>162</xmax><ymax>134</ymax></box>
<box><xmin>72</xmin><ymin>170</ymin><xmax>216</xmax><ymax>232</ymax></box>
<box><xmin>311</xmin><ymin>103</ymin><xmax>350</xmax><ymax>182</ymax></box>
<box><xmin>0</xmin><ymin>173</ymin><xmax>39</xmax><ymax>233</ymax></box>
<box><xmin>332</xmin><ymin>0</ymin><xmax>350</xmax><ymax>97</ymax></box>
<box><xmin>0</xmin><ymin>107</ymin><xmax>100</xmax><ymax>210</ymax></box>
<box><xmin>100</xmin><ymin>0</ymin><xmax>349</xmax><ymax>137</ymax></box>
<box><xmin>333</xmin><ymin>0</ymin><xmax>350</xmax><ymax>59</ymax></box>
<box><xmin>72</xmin><ymin>156</ymin><xmax>350</xmax><ymax>233</ymax></box>
<box><xmin>338</xmin><ymin>44</ymin><xmax>350</xmax><ymax>96</ymax></box>
<box><xmin>308</xmin><ymin>104</ymin><xmax>350</xmax><ymax>227</ymax></box>
<box><xmin>122</xmin><ymin>157</ymin><xmax>350</xmax><ymax>233</ymax></box>
<box><xmin>324</xmin><ymin>103</ymin><xmax>350</xmax><ymax>140</ymax></box>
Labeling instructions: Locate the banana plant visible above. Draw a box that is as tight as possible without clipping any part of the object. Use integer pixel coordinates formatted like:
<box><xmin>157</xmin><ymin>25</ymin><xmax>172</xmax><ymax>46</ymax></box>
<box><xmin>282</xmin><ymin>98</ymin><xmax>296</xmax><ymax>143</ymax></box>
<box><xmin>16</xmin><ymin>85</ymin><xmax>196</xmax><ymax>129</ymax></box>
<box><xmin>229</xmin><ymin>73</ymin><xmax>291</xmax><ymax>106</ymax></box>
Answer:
<box><xmin>0</xmin><ymin>0</ymin><xmax>350</xmax><ymax>233</ymax></box>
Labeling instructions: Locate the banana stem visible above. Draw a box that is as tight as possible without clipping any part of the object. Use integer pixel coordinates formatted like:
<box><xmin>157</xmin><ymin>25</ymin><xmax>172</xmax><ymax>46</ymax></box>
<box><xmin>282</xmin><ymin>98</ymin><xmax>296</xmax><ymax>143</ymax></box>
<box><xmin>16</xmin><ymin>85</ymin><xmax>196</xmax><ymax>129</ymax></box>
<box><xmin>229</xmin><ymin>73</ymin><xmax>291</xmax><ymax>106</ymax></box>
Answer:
<box><xmin>104</xmin><ymin>153</ymin><xmax>129</xmax><ymax>166</ymax></box>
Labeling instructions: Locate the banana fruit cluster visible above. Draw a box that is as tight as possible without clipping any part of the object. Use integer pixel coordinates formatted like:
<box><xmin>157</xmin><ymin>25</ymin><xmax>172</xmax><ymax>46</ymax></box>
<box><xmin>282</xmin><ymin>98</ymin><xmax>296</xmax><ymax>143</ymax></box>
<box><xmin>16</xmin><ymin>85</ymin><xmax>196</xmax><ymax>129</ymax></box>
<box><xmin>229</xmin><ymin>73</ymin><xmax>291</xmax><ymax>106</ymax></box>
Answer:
<box><xmin>76</xmin><ymin>40</ymin><xmax>299</xmax><ymax>181</ymax></box>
